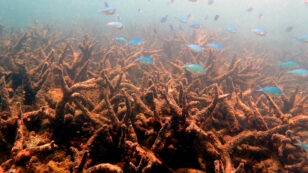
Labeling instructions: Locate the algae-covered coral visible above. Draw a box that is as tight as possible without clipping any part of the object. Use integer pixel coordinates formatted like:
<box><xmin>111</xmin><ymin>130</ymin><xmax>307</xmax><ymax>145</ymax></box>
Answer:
<box><xmin>0</xmin><ymin>22</ymin><xmax>307</xmax><ymax>173</ymax></box>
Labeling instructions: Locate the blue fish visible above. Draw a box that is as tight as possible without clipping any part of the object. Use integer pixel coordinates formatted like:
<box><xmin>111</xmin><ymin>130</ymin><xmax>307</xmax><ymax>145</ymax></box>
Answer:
<box><xmin>116</xmin><ymin>15</ymin><xmax>121</xmax><ymax>22</ymax></box>
<box><xmin>256</xmin><ymin>87</ymin><xmax>282</xmax><ymax>96</ymax></box>
<box><xmin>259</xmin><ymin>13</ymin><xmax>264</xmax><ymax>19</ymax></box>
<box><xmin>190</xmin><ymin>23</ymin><xmax>201</xmax><ymax>29</ymax></box>
<box><xmin>214</xmin><ymin>15</ymin><xmax>220</xmax><ymax>21</ymax></box>
<box><xmin>251</xmin><ymin>28</ymin><xmax>267</xmax><ymax>36</ymax></box>
<box><xmin>285</xmin><ymin>26</ymin><xmax>293</xmax><ymax>32</ymax></box>
<box><xmin>153</xmin><ymin>28</ymin><xmax>158</xmax><ymax>34</ymax></box>
<box><xmin>99</xmin><ymin>7</ymin><xmax>116</xmax><ymax>15</ymax></box>
<box><xmin>226</xmin><ymin>27</ymin><xmax>237</xmax><ymax>33</ymax></box>
<box><xmin>99</xmin><ymin>2</ymin><xmax>116</xmax><ymax>15</ymax></box>
<box><xmin>126</xmin><ymin>38</ymin><xmax>143</xmax><ymax>46</ymax></box>
<box><xmin>160</xmin><ymin>15</ymin><xmax>168</xmax><ymax>23</ymax></box>
<box><xmin>179</xmin><ymin>24</ymin><xmax>184</xmax><ymax>31</ymax></box>
<box><xmin>208</xmin><ymin>0</ymin><xmax>214</xmax><ymax>5</ymax></box>
<box><xmin>187</xmin><ymin>44</ymin><xmax>203</xmax><ymax>52</ymax></box>
<box><xmin>288</xmin><ymin>69</ymin><xmax>308</xmax><ymax>76</ymax></box>
<box><xmin>113</xmin><ymin>37</ymin><xmax>127</xmax><ymax>43</ymax></box>
<box><xmin>169</xmin><ymin>24</ymin><xmax>175</xmax><ymax>31</ymax></box>
<box><xmin>177</xmin><ymin>14</ymin><xmax>191</xmax><ymax>23</ymax></box>
<box><xmin>278</xmin><ymin>61</ymin><xmax>298</xmax><ymax>67</ymax></box>
<box><xmin>135</xmin><ymin>57</ymin><xmax>153</xmax><ymax>63</ymax></box>
<box><xmin>107</xmin><ymin>22</ymin><xmax>123</xmax><ymax>30</ymax></box>
<box><xmin>296</xmin><ymin>35</ymin><xmax>308</xmax><ymax>43</ymax></box>
<box><xmin>247</xmin><ymin>7</ymin><xmax>253</xmax><ymax>12</ymax></box>
<box><xmin>183</xmin><ymin>64</ymin><xmax>206</xmax><ymax>73</ymax></box>
<box><xmin>295</xmin><ymin>139</ymin><xmax>308</xmax><ymax>151</ymax></box>
<box><xmin>206</xmin><ymin>43</ymin><xmax>222</xmax><ymax>50</ymax></box>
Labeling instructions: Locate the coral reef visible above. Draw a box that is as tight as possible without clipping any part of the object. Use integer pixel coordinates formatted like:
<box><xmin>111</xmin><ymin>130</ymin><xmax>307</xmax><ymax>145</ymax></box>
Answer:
<box><xmin>0</xmin><ymin>24</ymin><xmax>307</xmax><ymax>173</ymax></box>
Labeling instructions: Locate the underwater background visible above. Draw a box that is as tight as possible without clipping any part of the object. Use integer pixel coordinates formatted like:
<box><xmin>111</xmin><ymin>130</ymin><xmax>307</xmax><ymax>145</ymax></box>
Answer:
<box><xmin>2</xmin><ymin>0</ymin><xmax>308</xmax><ymax>54</ymax></box>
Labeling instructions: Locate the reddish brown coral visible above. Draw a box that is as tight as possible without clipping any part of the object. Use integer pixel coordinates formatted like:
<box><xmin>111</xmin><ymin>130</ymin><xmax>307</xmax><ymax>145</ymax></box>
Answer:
<box><xmin>0</xmin><ymin>23</ymin><xmax>307</xmax><ymax>173</ymax></box>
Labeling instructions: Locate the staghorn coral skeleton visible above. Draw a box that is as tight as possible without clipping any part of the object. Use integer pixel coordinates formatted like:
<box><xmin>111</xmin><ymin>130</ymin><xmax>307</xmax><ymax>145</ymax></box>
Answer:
<box><xmin>0</xmin><ymin>23</ymin><xmax>307</xmax><ymax>173</ymax></box>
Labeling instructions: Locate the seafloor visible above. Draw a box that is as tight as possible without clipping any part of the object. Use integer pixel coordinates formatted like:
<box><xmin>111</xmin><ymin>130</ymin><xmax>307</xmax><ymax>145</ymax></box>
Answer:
<box><xmin>0</xmin><ymin>23</ymin><xmax>307</xmax><ymax>173</ymax></box>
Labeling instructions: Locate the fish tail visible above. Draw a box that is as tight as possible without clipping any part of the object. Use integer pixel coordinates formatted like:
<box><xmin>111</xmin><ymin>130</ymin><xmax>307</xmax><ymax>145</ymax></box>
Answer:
<box><xmin>256</xmin><ymin>85</ymin><xmax>263</xmax><ymax>92</ymax></box>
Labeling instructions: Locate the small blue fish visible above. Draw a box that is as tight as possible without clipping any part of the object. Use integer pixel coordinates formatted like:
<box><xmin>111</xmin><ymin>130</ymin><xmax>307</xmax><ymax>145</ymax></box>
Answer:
<box><xmin>113</xmin><ymin>37</ymin><xmax>127</xmax><ymax>43</ymax></box>
<box><xmin>99</xmin><ymin>7</ymin><xmax>116</xmax><ymax>15</ymax></box>
<box><xmin>153</xmin><ymin>28</ymin><xmax>158</xmax><ymax>34</ymax></box>
<box><xmin>99</xmin><ymin>2</ymin><xmax>116</xmax><ymax>15</ymax></box>
<box><xmin>226</xmin><ymin>27</ymin><xmax>237</xmax><ymax>33</ymax></box>
<box><xmin>206</xmin><ymin>43</ymin><xmax>222</xmax><ymax>50</ymax></box>
<box><xmin>256</xmin><ymin>87</ymin><xmax>282</xmax><ymax>96</ymax></box>
<box><xmin>190</xmin><ymin>23</ymin><xmax>201</xmax><ymax>29</ymax></box>
<box><xmin>295</xmin><ymin>139</ymin><xmax>308</xmax><ymax>151</ymax></box>
<box><xmin>278</xmin><ymin>61</ymin><xmax>298</xmax><ymax>68</ymax></box>
<box><xmin>296</xmin><ymin>35</ymin><xmax>308</xmax><ymax>43</ymax></box>
<box><xmin>135</xmin><ymin>57</ymin><xmax>153</xmax><ymax>63</ymax></box>
<box><xmin>259</xmin><ymin>13</ymin><xmax>264</xmax><ymax>19</ymax></box>
<box><xmin>169</xmin><ymin>24</ymin><xmax>175</xmax><ymax>31</ymax></box>
<box><xmin>285</xmin><ymin>26</ymin><xmax>293</xmax><ymax>32</ymax></box>
<box><xmin>251</xmin><ymin>28</ymin><xmax>267</xmax><ymax>36</ymax></box>
<box><xmin>247</xmin><ymin>7</ymin><xmax>253</xmax><ymax>12</ymax></box>
<box><xmin>178</xmin><ymin>24</ymin><xmax>184</xmax><ymax>31</ymax></box>
<box><xmin>214</xmin><ymin>15</ymin><xmax>220</xmax><ymax>21</ymax></box>
<box><xmin>183</xmin><ymin>64</ymin><xmax>206</xmax><ymax>73</ymax></box>
<box><xmin>208</xmin><ymin>0</ymin><xmax>214</xmax><ymax>5</ymax></box>
<box><xmin>177</xmin><ymin>14</ymin><xmax>191</xmax><ymax>23</ymax></box>
<box><xmin>160</xmin><ymin>15</ymin><xmax>168</xmax><ymax>23</ymax></box>
<box><xmin>107</xmin><ymin>22</ymin><xmax>123</xmax><ymax>30</ymax></box>
<box><xmin>127</xmin><ymin>38</ymin><xmax>143</xmax><ymax>46</ymax></box>
<box><xmin>116</xmin><ymin>15</ymin><xmax>121</xmax><ymax>22</ymax></box>
<box><xmin>187</xmin><ymin>44</ymin><xmax>203</xmax><ymax>52</ymax></box>
<box><xmin>288</xmin><ymin>69</ymin><xmax>308</xmax><ymax>76</ymax></box>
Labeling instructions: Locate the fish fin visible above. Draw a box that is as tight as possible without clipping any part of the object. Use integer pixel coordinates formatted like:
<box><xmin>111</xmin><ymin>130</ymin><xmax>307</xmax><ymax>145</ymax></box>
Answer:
<box><xmin>294</xmin><ymin>143</ymin><xmax>301</xmax><ymax>148</ymax></box>
<box><xmin>256</xmin><ymin>86</ymin><xmax>263</xmax><ymax>92</ymax></box>
<box><xmin>299</xmin><ymin>139</ymin><xmax>303</xmax><ymax>145</ymax></box>
<box><xmin>104</xmin><ymin>2</ymin><xmax>109</xmax><ymax>7</ymax></box>
<box><xmin>293</xmin><ymin>139</ymin><xmax>303</xmax><ymax>148</ymax></box>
